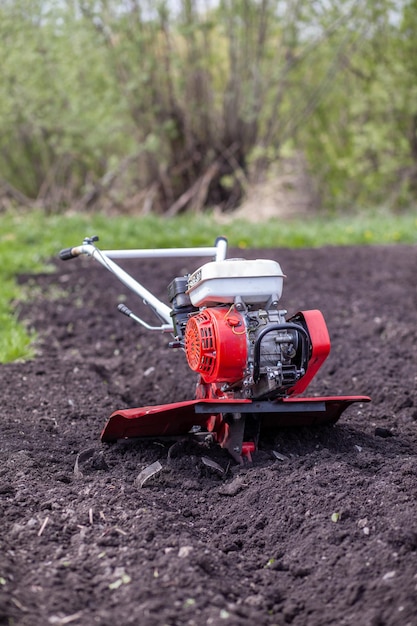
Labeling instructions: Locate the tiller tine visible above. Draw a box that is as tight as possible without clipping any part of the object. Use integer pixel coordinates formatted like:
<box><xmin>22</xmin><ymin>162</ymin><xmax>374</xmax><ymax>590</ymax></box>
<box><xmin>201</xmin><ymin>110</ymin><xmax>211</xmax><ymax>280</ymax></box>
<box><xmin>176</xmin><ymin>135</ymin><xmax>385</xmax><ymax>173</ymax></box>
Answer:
<box><xmin>100</xmin><ymin>395</ymin><xmax>370</xmax><ymax>463</ymax></box>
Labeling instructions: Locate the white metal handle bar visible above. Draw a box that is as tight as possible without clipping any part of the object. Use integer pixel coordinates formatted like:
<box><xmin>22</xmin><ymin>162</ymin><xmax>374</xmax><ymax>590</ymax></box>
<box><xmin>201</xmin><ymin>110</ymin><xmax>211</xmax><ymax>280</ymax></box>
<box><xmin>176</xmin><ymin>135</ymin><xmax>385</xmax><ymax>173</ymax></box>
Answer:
<box><xmin>59</xmin><ymin>236</ymin><xmax>228</xmax><ymax>329</ymax></box>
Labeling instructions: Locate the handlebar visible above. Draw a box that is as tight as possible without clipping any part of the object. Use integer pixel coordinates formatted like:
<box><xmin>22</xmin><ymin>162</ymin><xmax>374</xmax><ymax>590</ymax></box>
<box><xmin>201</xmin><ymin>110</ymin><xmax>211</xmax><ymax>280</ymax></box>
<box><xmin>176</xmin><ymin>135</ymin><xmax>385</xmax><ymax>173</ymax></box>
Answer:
<box><xmin>57</xmin><ymin>236</ymin><xmax>229</xmax><ymax>330</ymax></box>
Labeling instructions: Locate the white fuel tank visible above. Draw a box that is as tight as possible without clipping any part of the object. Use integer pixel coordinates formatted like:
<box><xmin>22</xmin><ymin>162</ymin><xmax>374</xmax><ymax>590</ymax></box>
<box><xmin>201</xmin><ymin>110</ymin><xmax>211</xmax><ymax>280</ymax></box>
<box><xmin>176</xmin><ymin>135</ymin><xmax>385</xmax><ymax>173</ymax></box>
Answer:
<box><xmin>187</xmin><ymin>259</ymin><xmax>285</xmax><ymax>307</ymax></box>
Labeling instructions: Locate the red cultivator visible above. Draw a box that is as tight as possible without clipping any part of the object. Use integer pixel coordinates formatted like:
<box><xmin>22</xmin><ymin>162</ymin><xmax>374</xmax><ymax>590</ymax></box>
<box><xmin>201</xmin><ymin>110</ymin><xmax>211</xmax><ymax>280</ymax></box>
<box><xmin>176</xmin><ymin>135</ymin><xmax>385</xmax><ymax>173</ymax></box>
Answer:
<box><xmin>60</xmin><ymin>236</ymin><xmax>370</xmax><ymax>463</ymax></box>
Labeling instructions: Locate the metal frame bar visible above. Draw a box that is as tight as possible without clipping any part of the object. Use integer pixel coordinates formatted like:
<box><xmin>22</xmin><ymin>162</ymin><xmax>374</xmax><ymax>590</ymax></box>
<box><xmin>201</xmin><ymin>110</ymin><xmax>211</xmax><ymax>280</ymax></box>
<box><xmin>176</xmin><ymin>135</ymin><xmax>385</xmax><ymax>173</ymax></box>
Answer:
<box><xmin>194</xmin><ymin>400</ymin><xmax>327</xmax><ymax>414</ymax></box>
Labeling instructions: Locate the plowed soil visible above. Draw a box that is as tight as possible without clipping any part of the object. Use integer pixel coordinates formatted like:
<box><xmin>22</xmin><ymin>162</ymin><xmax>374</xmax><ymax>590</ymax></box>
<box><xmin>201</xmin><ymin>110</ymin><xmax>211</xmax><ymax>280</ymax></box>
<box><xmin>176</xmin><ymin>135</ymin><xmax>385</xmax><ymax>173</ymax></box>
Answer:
<box><xmin>1</xmin><ymin>243</ymin><xmax>417</xmax><ymax>626</ymax></box>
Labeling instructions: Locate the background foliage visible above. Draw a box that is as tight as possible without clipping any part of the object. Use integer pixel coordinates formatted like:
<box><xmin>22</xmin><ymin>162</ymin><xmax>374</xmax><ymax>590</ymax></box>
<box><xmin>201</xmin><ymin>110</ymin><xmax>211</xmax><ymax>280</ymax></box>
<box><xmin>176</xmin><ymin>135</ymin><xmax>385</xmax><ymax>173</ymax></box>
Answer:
<box><xmin>1</xmin><ymin>0</ymin><xmax>416</xmax><ymax>214</ymax></box>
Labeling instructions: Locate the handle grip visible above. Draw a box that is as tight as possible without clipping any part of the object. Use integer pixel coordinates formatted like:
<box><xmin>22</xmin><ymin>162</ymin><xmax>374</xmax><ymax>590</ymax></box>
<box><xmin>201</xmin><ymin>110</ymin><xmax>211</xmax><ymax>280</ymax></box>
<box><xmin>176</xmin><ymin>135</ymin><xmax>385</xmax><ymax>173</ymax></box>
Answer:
<box><xmin>59</xmin><ymin>247</ymin><xmax>77</xmax><ymax>260</ymax></box>
<box><xmin>117</xmin><ymin>303</ymin><xmax>132</xmax><ymax>316</ymax></box>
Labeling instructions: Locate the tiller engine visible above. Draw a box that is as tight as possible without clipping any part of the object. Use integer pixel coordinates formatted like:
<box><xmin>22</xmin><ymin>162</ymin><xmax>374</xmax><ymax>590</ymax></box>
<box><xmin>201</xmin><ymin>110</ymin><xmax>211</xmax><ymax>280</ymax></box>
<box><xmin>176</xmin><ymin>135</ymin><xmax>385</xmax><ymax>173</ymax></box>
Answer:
<box><xmin>60</xmin><ymin>236</ymin><xmax>370</xmax><ymax>463</ymax></box>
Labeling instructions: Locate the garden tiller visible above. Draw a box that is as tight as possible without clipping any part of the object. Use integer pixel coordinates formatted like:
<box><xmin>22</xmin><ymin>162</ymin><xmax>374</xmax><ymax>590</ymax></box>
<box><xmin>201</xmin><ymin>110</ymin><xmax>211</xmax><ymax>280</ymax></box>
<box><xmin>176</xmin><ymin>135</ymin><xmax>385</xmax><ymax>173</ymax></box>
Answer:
<box><xmin>60</xmin><ymin>236</ymin><xmax>370</xmax><ymax>463</ymax></box>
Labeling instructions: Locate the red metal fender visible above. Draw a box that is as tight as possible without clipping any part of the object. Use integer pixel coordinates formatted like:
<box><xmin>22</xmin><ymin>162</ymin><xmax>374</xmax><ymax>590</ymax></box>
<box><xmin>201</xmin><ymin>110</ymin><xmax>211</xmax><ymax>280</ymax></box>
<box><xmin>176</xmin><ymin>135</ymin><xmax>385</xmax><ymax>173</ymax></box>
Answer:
<box><xmin>100</xmin><ymin>395</ymin><xmax>371</xmax><ymax>443</ymax></box>
<box><xmin>288</xmin><ymin>310</ymin><xmax>331</xmax><ymax>396</ymax></box>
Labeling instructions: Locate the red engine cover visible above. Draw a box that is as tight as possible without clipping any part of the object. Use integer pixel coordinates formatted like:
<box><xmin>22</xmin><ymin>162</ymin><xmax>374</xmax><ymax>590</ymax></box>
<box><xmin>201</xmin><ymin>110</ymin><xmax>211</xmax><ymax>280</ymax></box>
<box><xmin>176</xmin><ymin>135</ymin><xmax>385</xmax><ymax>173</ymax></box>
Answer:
<box><xmin>184</xmin><ymin>307</ymin><xmax>247</xmax><ymax>383</ymax></box>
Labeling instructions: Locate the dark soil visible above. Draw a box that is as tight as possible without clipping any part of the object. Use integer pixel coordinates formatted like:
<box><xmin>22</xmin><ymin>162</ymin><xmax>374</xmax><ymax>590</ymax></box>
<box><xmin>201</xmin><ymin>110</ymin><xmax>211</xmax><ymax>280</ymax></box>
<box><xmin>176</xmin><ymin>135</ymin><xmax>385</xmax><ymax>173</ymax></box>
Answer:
<box><xmin>1</xmin><ymin>243</ymin><xmax>417</xmax><ymax>626</ymax></box>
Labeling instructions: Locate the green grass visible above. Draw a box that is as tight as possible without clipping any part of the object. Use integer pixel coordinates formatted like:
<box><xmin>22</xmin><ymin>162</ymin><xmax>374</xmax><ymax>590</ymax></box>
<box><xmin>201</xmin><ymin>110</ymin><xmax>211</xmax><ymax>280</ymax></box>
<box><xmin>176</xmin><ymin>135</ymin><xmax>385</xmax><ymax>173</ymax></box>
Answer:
<box><xmin>1</xmin><ymin>207</ymin><xmax>417</xmax><ymax>363</ymax></box>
